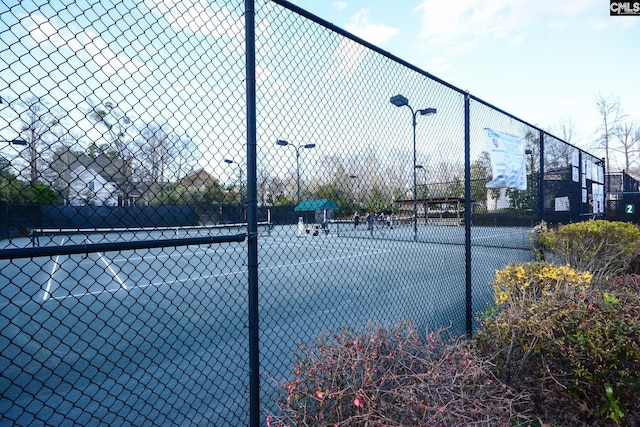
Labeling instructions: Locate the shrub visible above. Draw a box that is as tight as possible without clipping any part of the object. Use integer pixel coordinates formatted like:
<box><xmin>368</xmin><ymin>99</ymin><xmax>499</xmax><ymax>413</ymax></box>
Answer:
<box><xmin>492</xmin><ymin>262</ymin><xmax>591</xmax><ymax>307</ymax></box>
<box><xmin>269</xmin><ymin>322</ymin><xmax>531</xmax><ymax>427</ymax></box>
<box><xmin>534</xmin><ymin>220</ymin><xmax>640</xmax><ymax>283</ymax></box>
<box><xmin>475</xmin><ymin>272</ymin><xmax>640</xmax><ymax>426</ymax></box>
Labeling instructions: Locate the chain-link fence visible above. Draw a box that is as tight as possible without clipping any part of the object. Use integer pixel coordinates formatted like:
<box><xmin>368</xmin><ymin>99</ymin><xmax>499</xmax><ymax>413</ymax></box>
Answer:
<box><xmin>605</xmin><ymin>171</ymin><xmax>640</xmax><ymax>222</ymax></box>
<box><xmin>1</xmin><ymin>0</ymin><xmax>604</xmax><ymax>425</ymax></box>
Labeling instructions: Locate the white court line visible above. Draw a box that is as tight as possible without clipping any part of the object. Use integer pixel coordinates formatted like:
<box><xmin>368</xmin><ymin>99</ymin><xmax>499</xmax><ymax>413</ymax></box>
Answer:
<box><xmin>51</xmin><ymin>269</ymin><xmax>242</xmax><ymax>301</ymax></box>
<box><xmin>97</xmin><ymin>251</ymin><xmax>129</xmax><ymax>290</ymax></box>
<box><xmin>470</xmin><ymin>231</ymin><xmax>528</xmax><ymax>241</ymax></box>
<box><xmin>259</xmin><ymin>248</ymin><xmax>391</xmax><ymax>273</ymax></box>
<box><xmin>43</xmin><ymin>237</ymin><xmax>65</xmax><ymax>302</ymax></box>
<box><xmin>271</xmin><ymin>236</ymin><xmax>383</xmax><ymax>253</ymax></box>
<box><xmin>50</xmin><ymin>247</ymin><xmax>391</xmax><ymax>300</ymax></box>
<box><xmin>109</xmin><ymin>247</ymin><xmax>220</xmax><ymax>264</ymax></box>
<box><xmin>85</xmin><ymin>236</ymin><xmax>128</xmax><ymax>291</ymax></box>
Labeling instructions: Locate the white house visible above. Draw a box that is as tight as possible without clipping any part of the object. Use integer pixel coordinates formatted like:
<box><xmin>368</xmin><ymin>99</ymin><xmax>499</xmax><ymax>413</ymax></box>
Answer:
<box><xmin>485</xmin><ymin>187</ymin><xmax>512</xmax><ymax>211</ymax></box>
<box><xmin>68</xmin><ymin>165</ymin><xmax>118</xmax><ymax>206</ymax></box>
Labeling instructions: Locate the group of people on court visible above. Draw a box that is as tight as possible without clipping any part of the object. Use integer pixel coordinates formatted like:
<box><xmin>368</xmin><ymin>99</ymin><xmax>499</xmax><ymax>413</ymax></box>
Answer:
<box><xmin>353</xmin><ymin>211</ymin><xmax>394</xmax><ymax>230</ymax></box>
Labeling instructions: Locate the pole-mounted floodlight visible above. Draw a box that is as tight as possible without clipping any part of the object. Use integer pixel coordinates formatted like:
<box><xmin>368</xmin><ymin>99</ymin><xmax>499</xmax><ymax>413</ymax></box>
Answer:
<box><xmin>276</xmin><ymin>139</ymin><xmax>316</xmax><ymax>203</ymax></box>
<box><xmin>419</xmin><ymin>108</ymin><xmax>437</xmax><ymax>116</ymax></box>
<box><xmin>390</xmin><ymin>94</ymin><xmax>409</xmax><ymax>107</ymax></box>
<box><xmin>390</xmin><ymin>93</ymin><xmax>437</xmax><ymax>241</ymax></box>
<box><xmin>1</xmin><ymin>139</ymin><xmax>28</xmax><ymax>146</ymax></box>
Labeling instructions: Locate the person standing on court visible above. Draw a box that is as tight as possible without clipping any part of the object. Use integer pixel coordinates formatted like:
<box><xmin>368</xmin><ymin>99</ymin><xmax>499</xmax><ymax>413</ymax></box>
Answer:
<box><xmin>366</xmin><ymin>212</ymin><xmax>372</xmax><ymax>230</ymax></box>
<box><xmin>353</xmin><ymin>211</ymin><xmax>360</xmax><ymax>229</ymax></box>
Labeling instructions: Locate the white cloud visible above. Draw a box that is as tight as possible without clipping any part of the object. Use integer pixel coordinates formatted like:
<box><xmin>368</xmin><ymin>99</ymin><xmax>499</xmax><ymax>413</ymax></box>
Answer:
<box><xmin>327</xmin><ymin>38</ymin><xmax>367</xmax><ymax>78</ymax></box>
<box><xmin>332</xmin><ymin>1</ymin><xmax>348</xmax><ymax>12</ymax></box>
<box><xmin>509</xmin><ymin>34</ymin><xmax>525</xmax><ymax>45</ymax></box>
<box><xmin>344</xmin><ymin>8</ymin><xmax>399</xmax><ymax>45</ymax></box>
<box><xmin>26</xmin><ymin>15</ymin><xmax>151</xmax><ymax>79</ymax></box>
<box><xmin>147</xmin><ymin>0</ymin><xmax>244</xmax><ymax>38</ymax></box>
<box><xmin>422</xmin><ymin>55</ymin><xmax>453</xmax><ymax>73</ymax></box>
<box><xmin>413</xmin><ymin>0</ymin><xmax>605</xmax><ymax>58</ymax></box>
<box><xmin>326</xmin><ymin>8</ymin><xmax>399</xmax><ymax>78</ymax></box>
<box><xmin>415</xmin><ymin>0</ymin><xmax>602</xmax><ymax>53</ymax></box>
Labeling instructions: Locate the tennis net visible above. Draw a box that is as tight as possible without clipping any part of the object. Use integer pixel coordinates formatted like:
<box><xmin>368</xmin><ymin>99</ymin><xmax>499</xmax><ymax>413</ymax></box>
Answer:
<box><xmin>22</xmin><ymin>222</ymin><xmax>272</xmax><ymax>248</ymax></box>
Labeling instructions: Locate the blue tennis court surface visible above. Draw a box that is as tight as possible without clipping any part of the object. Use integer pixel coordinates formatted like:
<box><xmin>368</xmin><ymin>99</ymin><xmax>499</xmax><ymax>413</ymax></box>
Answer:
<box><xmin>1</xmin><ymin>224</ymin><xmax>534</xmax><ymax>425</ymax></box>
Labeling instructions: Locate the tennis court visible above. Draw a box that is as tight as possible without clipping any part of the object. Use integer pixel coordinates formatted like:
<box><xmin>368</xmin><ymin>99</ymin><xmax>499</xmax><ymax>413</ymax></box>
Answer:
<box><xmin>1</xmin><ymin>223</ymin><xmax>533</xmax><ymax>425</ymax></box>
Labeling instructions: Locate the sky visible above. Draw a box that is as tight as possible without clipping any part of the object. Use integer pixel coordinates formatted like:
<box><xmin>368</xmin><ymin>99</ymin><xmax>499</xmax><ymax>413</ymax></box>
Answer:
<box><xmin>1</xmin><ymin>0</ymin><xmax>638</xmax><ymax>181</ymax></box>
<box><xmin>285</xmin><ymin>0</ymin><xmax>640</xmax><ymax>152</ymax></box>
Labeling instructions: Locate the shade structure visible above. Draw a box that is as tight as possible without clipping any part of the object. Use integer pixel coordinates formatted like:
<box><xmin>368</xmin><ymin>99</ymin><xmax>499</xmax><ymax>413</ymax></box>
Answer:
<box><xmin>294</xmin><ymin>199</ymin><xmax>339</xmax><ymax>212</ymax></box>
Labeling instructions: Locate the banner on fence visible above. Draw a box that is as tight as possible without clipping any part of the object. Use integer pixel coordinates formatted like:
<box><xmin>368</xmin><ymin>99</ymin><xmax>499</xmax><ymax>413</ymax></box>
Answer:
<box><xmin>484</xmin><ymin>128</ymin><xmax>527</xmax><ymax>191</ymax></box>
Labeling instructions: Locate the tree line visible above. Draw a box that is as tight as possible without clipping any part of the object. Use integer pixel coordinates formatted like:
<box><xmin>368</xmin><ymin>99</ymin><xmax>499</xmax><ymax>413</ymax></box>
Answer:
<box><xmin>3</xmin><ymin>92</ymin><xmax>626</xmax><ymax>217</ymax></box>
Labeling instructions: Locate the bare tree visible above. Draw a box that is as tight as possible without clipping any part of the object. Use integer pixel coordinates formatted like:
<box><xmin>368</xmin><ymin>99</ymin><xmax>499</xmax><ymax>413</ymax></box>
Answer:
<box><xmin>551</xmin><ymin>115</ymin><xmax>578</xmax><ymax>145</ymax></box>
<box><xmin>87</xmin><ymin>98</ymin><xmax>135</xmax><ymax>205</ymax></box>
<box><xmin>3</xmin><ymin>96</ymin><xmax>61</xmax><ymax>184</ymax></box>
<box><xmin>45</xmin><ymin>129</ymin><xmax>82</xmax><ymax>204</ymax></box>
<box><xmin>595</xmin><ymin>94</ymin><xmax>626</xmax><ymax>173</ymax></box>
<box><xmin>612</xmin><ymin>122</ymin><xmax>640</xmax><ymax>172</ymax></box>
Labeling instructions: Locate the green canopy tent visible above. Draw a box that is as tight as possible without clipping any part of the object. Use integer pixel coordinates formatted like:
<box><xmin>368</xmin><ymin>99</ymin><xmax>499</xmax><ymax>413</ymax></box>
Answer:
<box><xmin>294</xmin><ymin>199</ymin><xmax>339</xmax><ymax>212</ymax></box>
<box><xmin>294</xmin><ymin>199</ymin><xmax>339</xmax><ymax>234</ymax></box>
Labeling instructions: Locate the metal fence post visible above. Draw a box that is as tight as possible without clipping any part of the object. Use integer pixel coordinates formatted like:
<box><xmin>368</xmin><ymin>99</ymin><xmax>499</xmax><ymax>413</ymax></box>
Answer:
<box><xmin>464</xmin><ymin>93</ymin><xmax>472</xmax><ymax>338</ymax></box>
<box><xmin>245</xmin><ymin>0</ymin><xmax>260</xmax><ymax>426</ymax></box>
<box><xmin>538</xmin><ymin>131</ymin><xmax>545</xmax><ymax>223</ymax></box>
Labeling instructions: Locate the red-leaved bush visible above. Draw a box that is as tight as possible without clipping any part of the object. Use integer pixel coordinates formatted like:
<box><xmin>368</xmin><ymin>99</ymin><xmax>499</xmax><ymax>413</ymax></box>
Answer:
<box><xmin>269</xmin><ymin>322</ymin><xmax>531</xmax><ymax>426</ymax></box>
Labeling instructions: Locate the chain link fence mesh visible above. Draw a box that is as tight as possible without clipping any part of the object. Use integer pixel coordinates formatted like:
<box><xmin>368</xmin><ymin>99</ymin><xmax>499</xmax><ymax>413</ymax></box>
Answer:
<box><xmin>1</xmin><ymin>0</ymin><xmax>605</xmax><ymax>425</ymax></box>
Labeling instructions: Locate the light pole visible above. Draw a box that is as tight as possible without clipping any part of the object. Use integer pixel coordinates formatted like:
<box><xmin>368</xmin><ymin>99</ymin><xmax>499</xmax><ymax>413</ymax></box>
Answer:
<box><xmin>349</xmin><ymin>174</ymin><xmax>359</xmax><ymax>209</ymax></box>
<box><xmin>276</xmin><ymin>139</ymin><xmax>316</xmax><ymax>203</ymax></box>
<box><xmin>390</xmin><ymin>94</ymin><xmax>436</xmax><ymax>241</ymax></box>
<box><xmin>0</xmin><ymin>138</ymin><xmax>28</xmax><ymax>178</ymax></box>
<box><xmin>224</xmin><ymin>158</ymin><xmax>244</xmax><ymax>204</ymax></box>
<box><xmin>525</xmin><ymin>149</ymin><xmax>536</xmax><ymax>220</ymax></box>
<box><xmin>415</xmin><ymin>164</ymin><xmax>428</xmax><ymax>224</ymax></box>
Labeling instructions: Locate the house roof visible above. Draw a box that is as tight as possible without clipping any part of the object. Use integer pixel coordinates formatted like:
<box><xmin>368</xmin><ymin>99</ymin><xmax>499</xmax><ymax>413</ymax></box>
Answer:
<box><xmin>179</xmin><ymin>168</ymin><xmax>220</xmax><ymax>187</ymax></box>
<box><xmin>294</xmin><ymin>199</ymin><xmax>339</xmax><ymax>211</ymax></box>
<box><xmin>68</xmin><ymin>154</ymin><xmax>125</xmax><ymax>183</ymax></box>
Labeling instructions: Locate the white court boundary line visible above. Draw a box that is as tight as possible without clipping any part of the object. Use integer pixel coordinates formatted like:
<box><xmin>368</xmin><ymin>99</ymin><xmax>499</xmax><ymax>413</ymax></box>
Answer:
<box><xmin>65</xmin><ymin>246</ymin><xmax>221</xmax><ymax>267</ymax></box>
<box><xmin>44</xmin><ymin>237</ymin><xmax>130</xmax><ymax>301</ymax></box>
<box><xmin>469</xmin><ymin>229</ymin><xmax>530</xmax><ymax>242</ymax></box>
<box><xmin>49</xmin><ymin>246</ymin><xmax>392</xmax><ymax>301</ymax></box>
<box><xmin>96</xmin><ymin>251</ymin><xmax>129</xmax><ymax>290</ymax></box>
<box><xmin>43</xmin><ymin>237</ymin><xmax>65</xmax><ymax>302</ymax></box>
<box><xmin>87</xmin><ymin>235</ymin><xmax>128</xmax><ymax>291</ymax></box>
<box><xmin>269</xmin><ymin>235</ymin><xmax>385</xmax><ymax>252</ymax></box>
<box><xmin>41</xmin><ymin>230</ymin><xmax>522</xmax><ymax>302</ymax></box>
